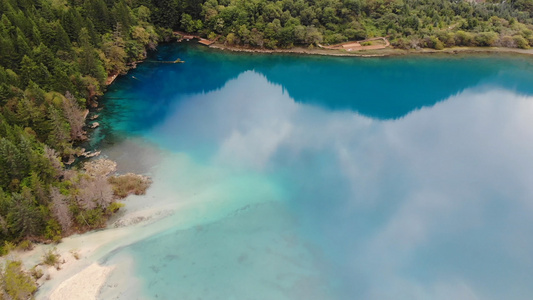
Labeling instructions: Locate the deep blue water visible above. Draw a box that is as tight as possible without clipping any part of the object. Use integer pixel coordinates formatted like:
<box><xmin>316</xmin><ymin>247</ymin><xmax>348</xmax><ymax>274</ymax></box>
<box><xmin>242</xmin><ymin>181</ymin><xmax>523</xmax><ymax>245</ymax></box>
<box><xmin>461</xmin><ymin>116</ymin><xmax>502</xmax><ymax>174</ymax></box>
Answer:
<box><xmin>96</xmin><ymin>43</ymin><xmax>533</xmax><ymax>300</ymax></box>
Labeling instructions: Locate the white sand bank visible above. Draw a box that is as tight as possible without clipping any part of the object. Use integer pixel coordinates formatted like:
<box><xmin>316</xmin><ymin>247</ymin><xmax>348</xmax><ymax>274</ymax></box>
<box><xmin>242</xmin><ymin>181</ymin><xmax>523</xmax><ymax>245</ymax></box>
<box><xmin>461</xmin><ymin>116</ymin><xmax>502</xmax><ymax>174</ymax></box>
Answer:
<box><xmin>18</xmin><ymin>141</ymin><xmax>282</xmax><ymax>300</ymax></box>
<box><xmin>49</xmin><ymin>263</ymin><xmax>115</xmax><ymax>300</ymax></box>
<box><xmin>27</xmin><ymin>202</ymin><xmax>178</xmax><ymax>300</ymax></box>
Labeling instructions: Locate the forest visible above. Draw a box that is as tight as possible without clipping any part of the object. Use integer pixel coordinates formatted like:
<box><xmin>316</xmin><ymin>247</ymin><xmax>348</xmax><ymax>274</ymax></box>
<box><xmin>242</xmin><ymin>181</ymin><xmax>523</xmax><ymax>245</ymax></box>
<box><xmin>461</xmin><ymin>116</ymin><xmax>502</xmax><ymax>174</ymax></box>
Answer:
<box><xmin>143</xmin><ymin>0</ymin><xmax>533</xmax><ymax>49</ymax></box>
<box><xmin>0</xmin><ymin>0</ymin><xmax>532</xmax><ymax>297</ymax></box>
<box><xmin>0</xmin><ymin>0</ymin><xmax>162</xmax><ymax>251</ymax></box>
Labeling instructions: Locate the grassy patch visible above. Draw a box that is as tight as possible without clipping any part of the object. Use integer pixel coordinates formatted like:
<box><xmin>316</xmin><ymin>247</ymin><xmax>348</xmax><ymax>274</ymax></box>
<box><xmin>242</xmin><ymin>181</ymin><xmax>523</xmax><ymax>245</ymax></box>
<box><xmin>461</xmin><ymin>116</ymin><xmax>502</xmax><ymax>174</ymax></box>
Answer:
<box><xmin>42</xmin><ymin>248</ymin><xmax>60</xmax><ymax>266</ymax></box>
<box><xmin>29</xmin><ymin>266</ymin><xmax>43</xmax><ymax>280</ymax></box>
<box><xmin>108</xmin><ymin>174</ymin><xmax>151</xmax><ymax>198</ymax></box>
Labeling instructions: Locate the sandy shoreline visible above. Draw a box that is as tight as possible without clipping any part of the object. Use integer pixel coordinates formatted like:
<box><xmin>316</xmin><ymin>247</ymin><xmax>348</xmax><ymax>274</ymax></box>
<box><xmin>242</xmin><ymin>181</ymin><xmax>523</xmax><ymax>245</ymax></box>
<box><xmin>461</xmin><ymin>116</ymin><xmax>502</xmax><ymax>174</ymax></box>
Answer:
<box><xmin>10</xmin><ymin>198</ymin><xmax>179</xmax><ymax>300</ymax></box>
<box><xmin>49</xmin><ymin>263</ymin><xmax>115</xmax><ymax>300</ymax></box>
<box><xmin>209</xmin><ymin>43</ymin><xmax>533</xmax><ymax>58</ymax></box>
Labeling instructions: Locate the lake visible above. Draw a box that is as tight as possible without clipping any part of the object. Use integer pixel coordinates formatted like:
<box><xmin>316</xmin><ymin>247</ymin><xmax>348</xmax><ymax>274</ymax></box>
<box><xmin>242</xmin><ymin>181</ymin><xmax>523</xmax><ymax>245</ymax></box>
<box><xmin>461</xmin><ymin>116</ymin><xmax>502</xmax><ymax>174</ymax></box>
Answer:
<box><xmin>93</xmin><ymin>43</ymin><xmax>533</xmax><ymax>300</ymax></box>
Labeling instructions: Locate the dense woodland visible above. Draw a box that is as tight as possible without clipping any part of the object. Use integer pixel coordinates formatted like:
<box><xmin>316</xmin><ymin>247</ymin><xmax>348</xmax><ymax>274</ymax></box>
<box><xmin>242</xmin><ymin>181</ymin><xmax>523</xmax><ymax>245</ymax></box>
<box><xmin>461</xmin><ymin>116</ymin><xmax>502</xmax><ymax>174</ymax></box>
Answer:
<box><xmin>0</xmin><ymin>0</ymin><xmax>532</xmax><ymax>297</ymax></box>
<box><xmin>0</xmin><ymin>0</ymin><xmax>162</xmax><ymax>252</ymax></box>
<box><xmin>142</xmin><ymin>0</ymin><xmax>533</xmax><ymax>49</ymax></box>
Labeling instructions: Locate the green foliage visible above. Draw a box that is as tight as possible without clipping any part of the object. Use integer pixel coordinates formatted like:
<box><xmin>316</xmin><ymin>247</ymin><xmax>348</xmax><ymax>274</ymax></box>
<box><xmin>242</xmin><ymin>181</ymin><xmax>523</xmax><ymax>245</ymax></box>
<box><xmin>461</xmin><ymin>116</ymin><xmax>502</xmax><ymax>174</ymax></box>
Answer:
<box><xmin>41</xmin><ymin>247</ymin><xmax>60</xmax><ymax>266</ymax></box>
<box><xmin>0</xmin><ymin>0</ymin><xmax>159</xmax><ymax>245</ymax></box>
<box><xmin>76</xmin><ymin>208</ymin><xmax>105</xmax><ymax>228</ymax></box>
<box><xmin>1</xmin><ymin>241</ymin><xmax>15</xmax><ymax>256</ymax></box>
<box><xmin>513</xmin><ymin>35</ymin><xmax>530</xmax><ymax>48</ymax></box>
<box><xmin>7</xmin><ymin>188</ymin><xmax>45</xmax><ymax>238</ymax></box>
<box><xmin>29</xmin><ymin>266</ymin><xmax>43</xmax><ymax>280</ymax></box>
<box><xmin>106</xmin><ymin>202</ymin><xmax>125</xmax><ymax>215</ymax></box>
<box><xmin>436</xmin><ymin>38</ymin><xmax>445</xmax><ymax>50</ymax></box>
<box><xmin>144</xmin><ymin>0</ymin><xmax>533</xmax><ymax>49</ymax></box>
<box><xmin>0</xmin><ymin>260</ymin><xmax>37</xmax><ymax>300</ymax></box>
<box><xmin>475</xmin><ymin>32</ymin><xmax>499</xmax><ymax>46</ymax></box>
<box><xmin>44</xmin><ymin>219</ymin><xmax>62</xmax><ymax>243</ymax></box>
<box><xmin>16</xmin><ymin>240</ymin><xmax>33</xmax><ymax>251</ymax></box>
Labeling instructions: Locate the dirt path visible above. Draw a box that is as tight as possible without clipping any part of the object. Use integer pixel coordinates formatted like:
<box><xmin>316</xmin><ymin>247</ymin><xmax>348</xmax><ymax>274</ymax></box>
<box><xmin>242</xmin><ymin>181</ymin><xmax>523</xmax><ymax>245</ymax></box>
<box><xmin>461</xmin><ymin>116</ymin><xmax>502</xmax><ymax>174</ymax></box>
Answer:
<box><xmin>318</xmin><ymin>37</ymin><xmax>390</xmax><ymax>51</ymax></box>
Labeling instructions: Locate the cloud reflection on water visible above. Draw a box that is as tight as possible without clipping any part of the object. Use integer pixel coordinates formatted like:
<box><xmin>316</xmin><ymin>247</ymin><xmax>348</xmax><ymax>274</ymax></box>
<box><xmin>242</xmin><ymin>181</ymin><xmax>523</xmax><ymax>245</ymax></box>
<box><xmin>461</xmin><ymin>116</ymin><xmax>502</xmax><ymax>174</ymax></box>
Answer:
<box><xmin>143</xmin><ymin>71</ymin><xmax>533</xmax><ymax>299</ymax></box>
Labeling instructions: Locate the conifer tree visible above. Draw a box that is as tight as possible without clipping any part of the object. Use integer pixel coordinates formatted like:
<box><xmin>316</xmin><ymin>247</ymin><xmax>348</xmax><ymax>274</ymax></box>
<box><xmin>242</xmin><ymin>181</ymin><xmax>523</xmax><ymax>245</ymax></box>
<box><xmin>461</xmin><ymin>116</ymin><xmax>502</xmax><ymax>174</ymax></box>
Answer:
<box><xmin>0</xmin><ymin>138</ymin><xmax>28</xmax><ymax>188</ymax></box>
<box><xmin>7</xmin><ymin>188</ymin><xmax>43</xmax><ymax>238</ymax></box>
<box><xmin>79</xmin><ymin>28</ymin><xmax>107</xmax><ymax>84</ymax></box>
<box><xmin>46</xmin><ymin>105</ymin><xmax>70</xmax><ymax>153</ymax></box>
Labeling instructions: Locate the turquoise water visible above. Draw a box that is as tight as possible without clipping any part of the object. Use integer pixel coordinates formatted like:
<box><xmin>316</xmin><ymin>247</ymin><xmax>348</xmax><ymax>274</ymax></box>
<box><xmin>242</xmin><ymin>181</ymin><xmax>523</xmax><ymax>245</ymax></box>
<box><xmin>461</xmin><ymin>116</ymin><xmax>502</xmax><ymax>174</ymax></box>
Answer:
<box><xmin>96</xmin><ymin>43</ymin><xmax>533</xmax><ymax>299</ymax></box>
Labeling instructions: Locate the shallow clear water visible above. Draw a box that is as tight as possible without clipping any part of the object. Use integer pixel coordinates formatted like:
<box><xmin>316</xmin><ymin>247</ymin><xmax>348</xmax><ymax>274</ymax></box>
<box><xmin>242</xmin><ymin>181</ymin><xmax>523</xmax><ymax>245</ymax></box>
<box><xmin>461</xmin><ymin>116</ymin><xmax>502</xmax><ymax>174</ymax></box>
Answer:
<box><xmin>96</xmin><ymin>43</ymin><xmax>533</xmax><ymax>300</ymax></box>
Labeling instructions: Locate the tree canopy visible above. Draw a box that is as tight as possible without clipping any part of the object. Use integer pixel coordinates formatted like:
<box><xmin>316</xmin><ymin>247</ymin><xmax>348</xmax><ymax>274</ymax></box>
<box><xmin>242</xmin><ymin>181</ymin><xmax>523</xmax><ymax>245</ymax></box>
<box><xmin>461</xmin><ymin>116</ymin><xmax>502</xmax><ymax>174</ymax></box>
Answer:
<box><xmin>0</xmin><ymin>0</ymin><xmax>162</xmax><ymax>253</ymax></box>
<box><xmin>144</xmin><ymin>0</ymin><xmax>533</xmax><ymax>49</ymax></box>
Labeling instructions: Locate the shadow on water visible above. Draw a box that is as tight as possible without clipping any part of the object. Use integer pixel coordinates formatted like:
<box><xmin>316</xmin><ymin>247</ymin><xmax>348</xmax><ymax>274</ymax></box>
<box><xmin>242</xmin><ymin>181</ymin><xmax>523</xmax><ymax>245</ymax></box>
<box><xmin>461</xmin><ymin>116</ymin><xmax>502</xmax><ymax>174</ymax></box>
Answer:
<box><xmin>89</xmin><ymin>42</ymin><xmax>533</xmax><ymax>157</ymax></box>
<box><xmin>98</xmin><ymin>42</ymin><xmax>533</xmax><ymax>142</ymax></box>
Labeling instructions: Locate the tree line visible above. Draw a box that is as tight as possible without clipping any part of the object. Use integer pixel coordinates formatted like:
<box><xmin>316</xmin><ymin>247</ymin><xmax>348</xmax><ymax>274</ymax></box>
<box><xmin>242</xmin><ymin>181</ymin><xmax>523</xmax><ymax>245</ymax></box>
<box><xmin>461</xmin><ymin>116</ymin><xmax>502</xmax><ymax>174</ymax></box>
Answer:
<box><xmin>143</xmin><ymin>0</ymin><xmax>533</xmax><ymax>49</ymax></box>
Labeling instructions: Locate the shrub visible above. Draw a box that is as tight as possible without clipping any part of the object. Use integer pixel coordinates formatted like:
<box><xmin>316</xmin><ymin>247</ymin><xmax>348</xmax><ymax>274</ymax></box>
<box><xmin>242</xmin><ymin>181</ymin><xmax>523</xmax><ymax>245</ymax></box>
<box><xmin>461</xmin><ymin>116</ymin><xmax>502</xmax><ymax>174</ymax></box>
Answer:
<box><xmin>455</xmin><ymin>30</ymin><xmax>475</xmax><ymax>46</ymax></box>
<box><xmin>513</xmin><ymin>35</ymin><xmax>530</xmax><ymax>48</ymax></box>
<box><xmin>42</xmin><ymin>248</ymin><xmax>60</xmax><ymax>266</ymax></box>
<box><xmin>0</xmin><ymin>260</ymin><xmax>37</xmax><ymax>300</ymax></box>
<box><xmin>76</xmin><ymin>209</ymin><xmax>105</xmax><ymax>228</ymax></box>
<box><xmin>29</xmin><ymin>266</ymin><xmax>43</xmax><ymax>279</ymax></box>
<box><xmin>500</xmin><ymin>35</ymin><xmax>516</xmax><ymax>48</ymax></box>
<box><xmin>475</xmin><ymin>32</ymin><xmax>498</xmax><ymax>46</ymax></box>
<box><xmin>208</xmin><ymin>32</ymin><xmax>217</xmax><ymax>40</ymax></box>
<box><xmin>106</xmin><ymin>202</ymin><xmax>125</xmax><ymax>215</ymax></box>
<box><xmin>264</xmin><ymin>39</ymin><xmax>278</xmax><ymax>49</ymax></box>
<box><xmin>393</xmin><ymin>38</ymin><xmax>410</xmax><ymax>49</ymax></box>
<box><xmin>434</xmin><ymin>38</ymin><xmax>445</xmax><ymax>50</ymax></box>
<box><xmin>225</xmin><ymin>33</ymin><xmax>236</xmax><ymax>45</ymax></box>
<box><xmin>439</xmin><ymin>32</ymin><xmax>456</xmax><ymax>47</ymax></box>
<box><xmin>16</xmin><ymin>240</ymin><xmax>34</xmax><ymax>252</ymax></box>
<box><xmin>108</xmin><ymin>174</ymin><xmax>151</xmax><ymax>198</ymax></box>
<box><xmin>1</xmin><ymin>241</ymin><xmax>15</xmax><ymax>256</ymax></box>
<box><xmin>425</xmin><ymin>36</ymin><xmax>445</xmax><ymax>50</ymax></box>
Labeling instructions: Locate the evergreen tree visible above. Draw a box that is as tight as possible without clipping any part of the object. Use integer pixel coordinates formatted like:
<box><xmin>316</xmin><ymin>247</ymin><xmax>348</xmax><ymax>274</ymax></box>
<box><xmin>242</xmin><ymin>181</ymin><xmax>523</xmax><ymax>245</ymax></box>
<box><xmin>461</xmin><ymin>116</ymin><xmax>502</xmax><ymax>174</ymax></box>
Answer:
<box><xmin>0</xmin><ymin>138</ymin><xmax>28</xmax><ymax>189</ymax></box>
<box><xmin>7</xmin><ymin>188</ymin><xmax>43</xmax><ymax>238</ymax></box>
<box><xmin>79</xmin><ymin>28</ymin><xmax>107</xmax><ymax>84</ymax></box>
<box><xmin>14</xmin><ymin>29</ymin><xmax>32</xmax><ymax>62</ymax></box>
<box><xmin>62</xmin><ymin>9</ymin><xmax>83</xmax><ymax>41</ymax></box>
<box><xmin>19</xmin><ymin>56</ymin><xmax>38</xmax><ymax>87</ymax></box>
<box><xmin>46</xmin><ymin>105</ymin><xmax>70</xmax><ymax>153</ymax></box>
<box><xmin>84</xmin><ymin>0</ymin><xmax>112</xmax><ymax>33</ymax></box>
